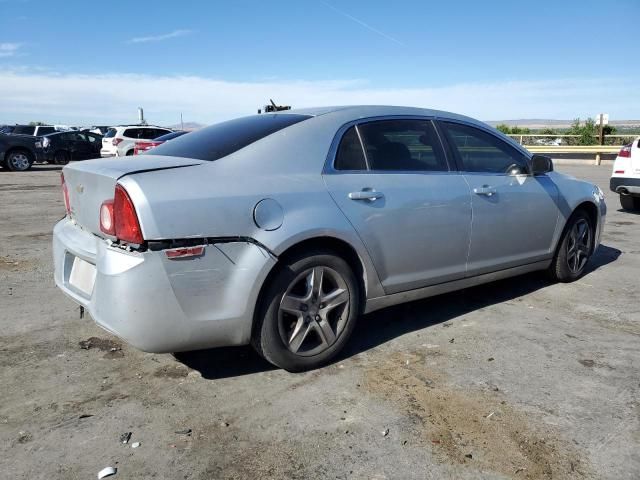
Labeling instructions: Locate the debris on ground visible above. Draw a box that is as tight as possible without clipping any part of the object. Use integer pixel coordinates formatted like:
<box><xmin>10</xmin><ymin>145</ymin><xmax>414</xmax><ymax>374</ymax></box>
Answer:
<box><xmin>97</xmin><ymin>466</ymin><xmax>117</xmax><ymax>479</ymax></box>
<box><xmin>131</xmin><ymin>442</ymin><xmax>141</xmax><ymax>448</ymax></box>
<box><xmin>465</xmin><ymin>453</ymin><xmax>473</xmax><ymax>459</ymax></box>
<box><xmin>487</xmin><ymin>357</ymin><xmax>495</xmax><ymax>362</ymax></box>
<box><xmin>119</xmin><ymin>432</ymin><xmax>132</xmax><ymax>444</ymax></box>
<box><xmin>175</xmin><ymin>428</ymin><xmax>192</xmax><ymax>435</ymax></box>
<box><xmin>78</xmin><ymin>414</ymin><xmax>93</xmax><ymax>419</ymax></box>
<box><xmin>382</xmin><ymin>428</ymin><xmax>389</xmax><ymax>437</ymax></box>
<box><xmin>449</xmin><ymin>338</ymin><xmax>455</xmax><ymax>343</ymax></box>
<box><xmin>17</xmin><ymin>431</ymin><xmax>32</xmax><ymax>444</ymax></box>
<box><xmin>220</xmin><ymin>421</ymin><xmax>229</xmax><ymax>427</ymax></box>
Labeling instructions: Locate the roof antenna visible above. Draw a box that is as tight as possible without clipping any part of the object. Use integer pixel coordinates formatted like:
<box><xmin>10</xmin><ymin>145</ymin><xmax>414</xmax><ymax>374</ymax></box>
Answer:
<box><xmin>262</xmin><ymin>99</ymin><xmax>292</xmax><ymax>113</ymax></box>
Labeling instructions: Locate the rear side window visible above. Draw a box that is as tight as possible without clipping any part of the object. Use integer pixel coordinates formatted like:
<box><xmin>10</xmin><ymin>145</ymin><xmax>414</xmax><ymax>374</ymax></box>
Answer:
<box><xmin>334</xmin><ymin>127</ymin><xmax>367</xmax><ymax>170</ymax></box>
<box><xmin>104</xmin><ymin>128</ymin><xmax>117</xmax><ymax>138</ymax></box>
<box><xmin>358</xmin><ymin>119</ymin><xmax>448</xmax><ymax>172</ymax></box>
<box><xmin>123</xmin><ymin>128</ymin><xmax>140</xmax><ymax>138</ymax></box>
<box><xmin>154</xmin><ymin>131</ymin><xmax>187</xmax><ymax>142</ymax></box>
<box><xmin>150</xmin><ymin>114</ymin><xmax>311</xmax><ymax>161</ymax></box>
<box><xmin>13</xmin><ymin>125</ymin><xmax>36</xmax><ymax>135</ymax></box>
<box><xmin>37</xmin><ymin>126</ymin><xmax>56</xmax><ymax>135</ymax></box>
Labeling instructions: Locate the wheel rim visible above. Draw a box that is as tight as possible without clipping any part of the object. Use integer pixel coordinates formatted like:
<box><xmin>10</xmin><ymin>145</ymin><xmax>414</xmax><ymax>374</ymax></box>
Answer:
<box><xmin>566</xmin><ymin>219</ymin><xmax>592</xmax><ymax>274</ymax></box>
<box><xmin>278</xmin><ymin>266</ymin><xmax>350</xmax><ymax>357</ymax></box>
<box><xmin>10</xmin><ymin>153</ymin><xmax>30</xmax><ymax>170</ymax></box>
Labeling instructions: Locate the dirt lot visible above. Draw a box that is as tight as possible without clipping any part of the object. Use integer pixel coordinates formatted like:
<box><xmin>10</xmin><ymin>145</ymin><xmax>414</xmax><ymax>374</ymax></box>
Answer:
<box><xmin>1</xmin><ymin>164</ymin><xmax>638</xmax><ymax>479</ymax></box>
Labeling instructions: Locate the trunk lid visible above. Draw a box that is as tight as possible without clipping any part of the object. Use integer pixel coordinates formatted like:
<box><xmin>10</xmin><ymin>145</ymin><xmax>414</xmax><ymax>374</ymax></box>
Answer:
<box><xmin>62</xmin><ymin>155</ymin><xmax>204</xmax><ymax>236</ymax></box>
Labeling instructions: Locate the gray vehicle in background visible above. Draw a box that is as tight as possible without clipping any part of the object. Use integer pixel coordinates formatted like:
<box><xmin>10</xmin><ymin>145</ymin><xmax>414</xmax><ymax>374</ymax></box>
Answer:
<box><xmin>53</xmin><ymin>106</ymin><xmax>606</xmax><ymax>371</ymax></box>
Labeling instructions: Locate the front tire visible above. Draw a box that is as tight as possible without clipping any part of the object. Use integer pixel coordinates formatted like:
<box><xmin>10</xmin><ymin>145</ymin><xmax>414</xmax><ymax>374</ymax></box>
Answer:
<box><xmin>620</xmin><ymin>194</ymin><xmax>640</xmax><ymax>211</ymax></box>
<box><xmin>5</xmin><ymin>150</ymin><xmax>34</xmax><ymax>171</ymax></box>
<box><xmin>252</xmin><ymin>250</ymin><xmax>360</xmax><ymax>372</ymax></box>
<box><xmin>548</xmin><ymin>211</ymin><xmax>594</xmax><ymax>282</ymax></box>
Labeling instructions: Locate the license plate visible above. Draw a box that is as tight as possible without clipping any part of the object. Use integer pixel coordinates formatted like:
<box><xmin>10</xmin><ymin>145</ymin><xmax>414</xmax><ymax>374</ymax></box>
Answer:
<box><xmin>69</xmin><ymin>256</ymin><xmax>96</xmax><ymax>296</ymax></box>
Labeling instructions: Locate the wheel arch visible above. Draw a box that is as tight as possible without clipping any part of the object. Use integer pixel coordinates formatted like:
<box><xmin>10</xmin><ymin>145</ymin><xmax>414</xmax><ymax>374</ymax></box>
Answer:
<box><xmin>251</xmin><ymin>235</ymin><xmax>373</xmax><ymax>339</ymax></box>
<box><xmin>557</xmin><ymin>200</ymin><xmax>600</xmax><ymax>255</ymax></box>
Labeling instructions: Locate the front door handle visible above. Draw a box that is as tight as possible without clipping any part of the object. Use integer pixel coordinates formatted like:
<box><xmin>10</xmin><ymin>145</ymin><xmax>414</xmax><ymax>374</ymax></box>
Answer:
<box><xmin>348</xmin><ymin>190</ymin><xmax>385</xmax><ymax>201</ymax></box>
<box><xmin>473</xmin><ymin>185</ymin><xmax>497</xmax><ymax>196</ymax></box>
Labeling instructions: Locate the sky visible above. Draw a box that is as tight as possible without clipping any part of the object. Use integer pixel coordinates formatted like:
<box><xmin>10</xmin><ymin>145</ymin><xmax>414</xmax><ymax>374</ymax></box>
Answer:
<box><xmin>0</xmin><ymin>0</ymin><xmax>639</xmax><ymax>126</ymax></box>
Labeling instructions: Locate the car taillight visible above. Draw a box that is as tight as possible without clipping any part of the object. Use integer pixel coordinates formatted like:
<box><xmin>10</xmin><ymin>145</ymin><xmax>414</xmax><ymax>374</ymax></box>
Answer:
<box><xmin>99</xmin><ymin>184</ymin><xmax>143</xmax><ymax>244</ymax></box>
<box><xmin>112</xmin><ymin>138</ymin><xmax>123</xmax><ymax>146</ymax></box>
<box><xmin>618</xmin><ymin>144</ymin><xmax>632</xmax><ymax>158</ymax></box>
<box><xmin>61</xmin><ymin>173</ymin><xmax>70</xmax><ymax>215</ymax></box>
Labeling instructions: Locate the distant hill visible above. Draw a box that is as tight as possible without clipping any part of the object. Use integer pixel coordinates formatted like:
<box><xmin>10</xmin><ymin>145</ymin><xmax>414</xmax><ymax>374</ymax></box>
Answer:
<box><xmin>486</xmin><ymin>119</ymin><xmax>640</xmax><ymax>128</ymax></box>
<box><xmin>168</xmin><ymin>121</ymin><xmax>205</xmax><ymax>131</ymax></box>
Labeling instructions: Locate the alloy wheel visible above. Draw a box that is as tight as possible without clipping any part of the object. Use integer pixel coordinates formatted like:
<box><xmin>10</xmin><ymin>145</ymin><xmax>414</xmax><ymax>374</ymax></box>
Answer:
<box><xmin>566</xmin><ymin>218</ymin><xmax>591</xmax><ymax>274</ymax></box>
<box><xmin>278</xmin><ymin>266</ymin><xmax>350</xmax><ymax>356</ymax></box>
<box><xmin>9</xmin><ymin>152</ymin><xmax>30</xmax><ymax>171</ymax></box>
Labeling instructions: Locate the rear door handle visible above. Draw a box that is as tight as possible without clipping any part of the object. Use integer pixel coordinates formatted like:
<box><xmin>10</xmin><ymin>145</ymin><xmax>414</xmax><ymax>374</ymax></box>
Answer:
<box><xmin>348</xmin><ymin>190</ymin><xmax>385</xmax><ymax>201</ymax></box>
<box><xmin>473</xmin><ymin>185</ymin><xmax>497</xmax><ymax>196</ymax></box>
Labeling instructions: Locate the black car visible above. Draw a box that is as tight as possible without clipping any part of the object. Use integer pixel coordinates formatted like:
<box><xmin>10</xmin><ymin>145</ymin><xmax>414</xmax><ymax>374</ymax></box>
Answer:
<box><xmin>11</xmin><ymin>125</ymin><xmax>58</xmax><ymax>136</ymax></box>
<box><xmin>41</xmin><ymin>131</ymin><xmax>103</xmax><ymax>164</ymax></box>
<box><xmin>0</xmin><ymin>133</ymin><xmax>43</xmax><ymax>171</ymax></box>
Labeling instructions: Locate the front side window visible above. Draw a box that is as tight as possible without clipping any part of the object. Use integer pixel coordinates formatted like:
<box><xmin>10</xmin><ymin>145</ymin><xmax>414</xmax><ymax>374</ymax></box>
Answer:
<box><xmin>440</xmin><ymin>122</ymin><xmax>529</xmax><ymax>174</ymax></box>
<box><xmin>357</xmin><ymin>120</ymin><xmax>448</xmax><ymax>172</ymax></box>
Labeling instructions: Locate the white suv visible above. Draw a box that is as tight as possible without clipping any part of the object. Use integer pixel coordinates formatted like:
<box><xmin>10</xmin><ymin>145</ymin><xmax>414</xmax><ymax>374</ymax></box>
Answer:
<box><xmin>100</xmin><ymin>126</ymin><xmax>172</xmax><ymax>157</ymax></box>
<box><xmin>610</xmin><ymin>137</ymin><xmax>640</xmax><ymax>211</ymax></box>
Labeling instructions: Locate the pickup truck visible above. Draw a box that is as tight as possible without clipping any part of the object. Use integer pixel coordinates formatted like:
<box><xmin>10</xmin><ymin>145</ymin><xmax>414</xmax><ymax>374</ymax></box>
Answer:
<box><xmin>0</xmin><ymin>133</ymin><xmax>44</xmax><ymax>171</ymax></box>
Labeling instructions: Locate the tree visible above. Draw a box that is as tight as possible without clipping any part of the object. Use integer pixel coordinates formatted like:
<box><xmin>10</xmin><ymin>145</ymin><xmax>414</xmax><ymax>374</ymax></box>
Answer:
<box><xmin>496</xmin><ymin>124</ymin><xmax>511</xmax><ymax>134</ymax></box>
<box><xmin>566</xmin><ymin>118</ymin><xmax>597</xmax><ymax>145</ymax></box>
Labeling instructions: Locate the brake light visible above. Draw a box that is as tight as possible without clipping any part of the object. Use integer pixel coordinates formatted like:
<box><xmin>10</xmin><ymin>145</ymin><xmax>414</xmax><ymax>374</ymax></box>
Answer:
<box><xmin>99</xmin><ymin>184</ymin><xmax>143</xmax><ymax>244</ymax></box>
<box><xmin>614</xmin><ymin>170</ymin><xmax>625</xmax><ymax>174</ymax></box>
<box><xmin>618</xmin><ymin>144</ymin><xmax>632</xmax><ymax>158</ymax></box>
<box><xmin>61</xmin><ymin>173</ymin><xmax>70</xmax><ymax>215</ymax></box>
<box><xmin>112</xmin><ymin>138</ymin><xmax>123</xmax><ymax>146</ymax></box>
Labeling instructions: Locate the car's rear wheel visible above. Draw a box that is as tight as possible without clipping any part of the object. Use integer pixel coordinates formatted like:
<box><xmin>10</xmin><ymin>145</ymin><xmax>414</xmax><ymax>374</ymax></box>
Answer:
<box><xmin>252</xmin><ymin>250</ymin><xmax>360</xmax><ymax>372</ymax></box>
<box><xmin>126</xmin><ymin>150</ymin><xmax>134</xmax><ymax>156</ymax></box>
<box><xmin>5</xmin><ymin>150</ymin><xmax>34</xmax><ymax>171</ymax></box>
<box><xmin>54</xmin><ymin>150</ymin><xmax>70</xmax><ymax>165</ymax></box>
<box><xmin>548</xmin><ymin>211</ymin><xmax>594</xmax><ymax>282</ymax></box>
<box><xmin>620</xmin><ymin>194</ymin><xmax>640</xmax><ymax>211</ymax></box>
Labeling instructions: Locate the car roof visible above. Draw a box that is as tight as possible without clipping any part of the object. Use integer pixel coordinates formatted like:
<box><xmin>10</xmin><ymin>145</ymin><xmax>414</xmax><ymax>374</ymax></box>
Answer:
<box><xmin>283</xmin><ymin>105</ymin><xmax>479</xmax><ymax>124</ymax></box>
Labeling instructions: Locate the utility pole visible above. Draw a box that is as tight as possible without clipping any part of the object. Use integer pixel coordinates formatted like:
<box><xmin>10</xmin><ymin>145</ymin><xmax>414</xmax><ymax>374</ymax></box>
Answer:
<box><xmin>180</xmin><ymin>112</ymin><xmax>184</xmax><ymax>130</ymax></box>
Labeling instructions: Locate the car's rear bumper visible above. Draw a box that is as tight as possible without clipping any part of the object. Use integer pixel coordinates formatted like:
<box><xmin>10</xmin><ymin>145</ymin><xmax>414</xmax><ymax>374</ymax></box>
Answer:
<box><xmin>610</xmin><ymin>176</ymin><xmax>640</xmax><ymax>195</ymax></box>
<box><xmin>53</xmin><ymin>218</ymin><xmax>276</xmax><ymax>353</ymax></box>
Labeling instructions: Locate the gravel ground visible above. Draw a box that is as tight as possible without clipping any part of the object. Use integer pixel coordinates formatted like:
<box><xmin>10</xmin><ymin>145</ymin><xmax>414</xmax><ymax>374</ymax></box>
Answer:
<box><xmin>0</xmin><ymin>164</ymin><xmax>638</xmax><ymax>480</ymax></box>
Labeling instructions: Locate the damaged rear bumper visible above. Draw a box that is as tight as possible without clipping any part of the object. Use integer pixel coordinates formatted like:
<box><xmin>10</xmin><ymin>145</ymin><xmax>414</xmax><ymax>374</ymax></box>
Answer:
<box><xmin>53</xmin><ymin>218</ymin><xmax>276</xmax><ymax>353</ymax></box>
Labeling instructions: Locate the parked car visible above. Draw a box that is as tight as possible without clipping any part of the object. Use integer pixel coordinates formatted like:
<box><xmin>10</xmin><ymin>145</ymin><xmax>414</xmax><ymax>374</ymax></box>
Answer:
<box><xmin>100</xmin><ymin>126</ymin><xmax>173</xmax><ymax>157</ymax></box>
<box><xmin>41</xmin><ymin>131</ymin><xmax>103</xmax><ymax>164</ymax></box>
<box><xmin>0</xmin><ymin>132</ymin><xmax>44</xmax><ymax>171</ymax></box>
<box><xmin>54</xmin><ymin>106</ymin><xmax>606</xmax><ymax>371</ymax></box>
<box><xmin>88</xmin><ymin>126</ymin><xmax>111</xmax><ymax>136</ymax></box>
<box><xmin>11</xmin><ymin>124</ymin><xmax>58</xmax><ymax>136</ymax></box>
<box><xmin>133</xmin><ymin>130</ymin><xmax>187</xmax><ymax>154</ymax></box>
<box><xmin>610</xmin><ymin>138</ymin><xmax>640</xmax><ymax>211</ymax></box>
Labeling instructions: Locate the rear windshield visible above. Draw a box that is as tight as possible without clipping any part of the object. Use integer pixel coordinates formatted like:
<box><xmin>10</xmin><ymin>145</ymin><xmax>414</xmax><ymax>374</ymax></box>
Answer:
<box><xmin>154</xmin><ymin>131</ymin><xmax>187</xmax><ymax>142</ymax></box>
<box><xmin>104</xmin><ymin>128</ymin><xmax>117</xmax><ymax>138</ymax></box>
<box><xmin>149</xmin><ymin>114</ymin><xmax>311</xmax><ymax>161</ymax></box>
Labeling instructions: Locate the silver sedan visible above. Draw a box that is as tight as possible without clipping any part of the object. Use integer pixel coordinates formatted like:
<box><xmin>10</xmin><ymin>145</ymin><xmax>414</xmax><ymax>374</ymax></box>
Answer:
<box><xmin>53</xmin><ymin>106</ymin><xmax>606</xmax><ymax>371</ymax></box>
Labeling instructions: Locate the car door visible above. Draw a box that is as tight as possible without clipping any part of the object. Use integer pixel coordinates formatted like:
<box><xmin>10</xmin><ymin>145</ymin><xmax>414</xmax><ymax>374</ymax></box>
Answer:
<box><xmin>323</xmin><ymin>118</ymin><xmax>472</xmax><ymax>295</ymax></box>
<box><xmin>437</xmin><ymin>121</ymin><xmax>560</xmax><ymax>276</ymax></box>
<box><xmin>68</xmin><ymin>133</ymin><xmax>89</xmax><ymax>160</ymax></box>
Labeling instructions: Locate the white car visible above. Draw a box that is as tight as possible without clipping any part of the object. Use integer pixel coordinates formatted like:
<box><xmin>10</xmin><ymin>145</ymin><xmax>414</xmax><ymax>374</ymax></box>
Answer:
<box><xmin>100</xmin><ymin>126</ymin><xmax>172</xmax><ymax>157</ymax></box>
<box><xmin>610</xmin><ymin>137</ymin><xmax>640</xmax><ymax>211</ymax></box>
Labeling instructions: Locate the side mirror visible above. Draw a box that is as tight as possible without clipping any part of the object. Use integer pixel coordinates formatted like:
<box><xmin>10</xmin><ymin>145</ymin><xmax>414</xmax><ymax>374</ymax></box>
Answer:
<box><xmin>531</xmin><ymin>154</ymin><xmax>553</xmax><ymax>175</ymax></box>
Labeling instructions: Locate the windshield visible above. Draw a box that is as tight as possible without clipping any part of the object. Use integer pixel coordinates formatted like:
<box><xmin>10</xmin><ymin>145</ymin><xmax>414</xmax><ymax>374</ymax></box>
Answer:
<box><xmin>149</xmin><ymin>114</ymin><xmax>311</xmax><ymax>161</ymax></box>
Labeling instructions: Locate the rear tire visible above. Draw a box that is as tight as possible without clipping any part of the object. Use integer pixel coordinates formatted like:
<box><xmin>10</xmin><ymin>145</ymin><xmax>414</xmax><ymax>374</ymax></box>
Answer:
<box><xmin>126</xmin><ymin>150</ymin><xmax>134</xmax><ymax>156</ymax></box>
<box><xmin>548</xmin><ymin>211</ymin><xmax>594</xmax><ymax>282</ymax></box>
<box><xmin>5</xmin><ymin>150</ymin><xmax>34</xmax><ymax>171</ymax></box>
<box><xmin>620</xmin><ymin>194</ymin><xmax>640</xmax><ymax>211</ymax></box>
<box><xmin>54</xmin><ymin>150</ymin><xmax>70</xmax><ymax>165</ymax></box>
<box><xmin>252</xmin><ymin>250</ymin><xmax>360</xmax><ymax>372</ymax></box>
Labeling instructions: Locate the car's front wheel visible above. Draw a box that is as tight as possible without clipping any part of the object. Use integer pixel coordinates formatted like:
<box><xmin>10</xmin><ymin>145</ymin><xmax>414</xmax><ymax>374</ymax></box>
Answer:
<box><xmin>5</xmin><ymin>150</ymin><xmax>34</xmax><ymax>171</ymax></box>
<box><xmin>620</xmin><ymin>194</ymin><xmax>640</xmax><ymax>211</ymax></box>
<box><xmin>548</xmin><ymin>211</ymin><xmax>594</xmax><ymax>282</ymax></box>
<box><xmin>252</xmin><ymin>250</ymin><xmax>360</xmax><ymax>372</ymax></box>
